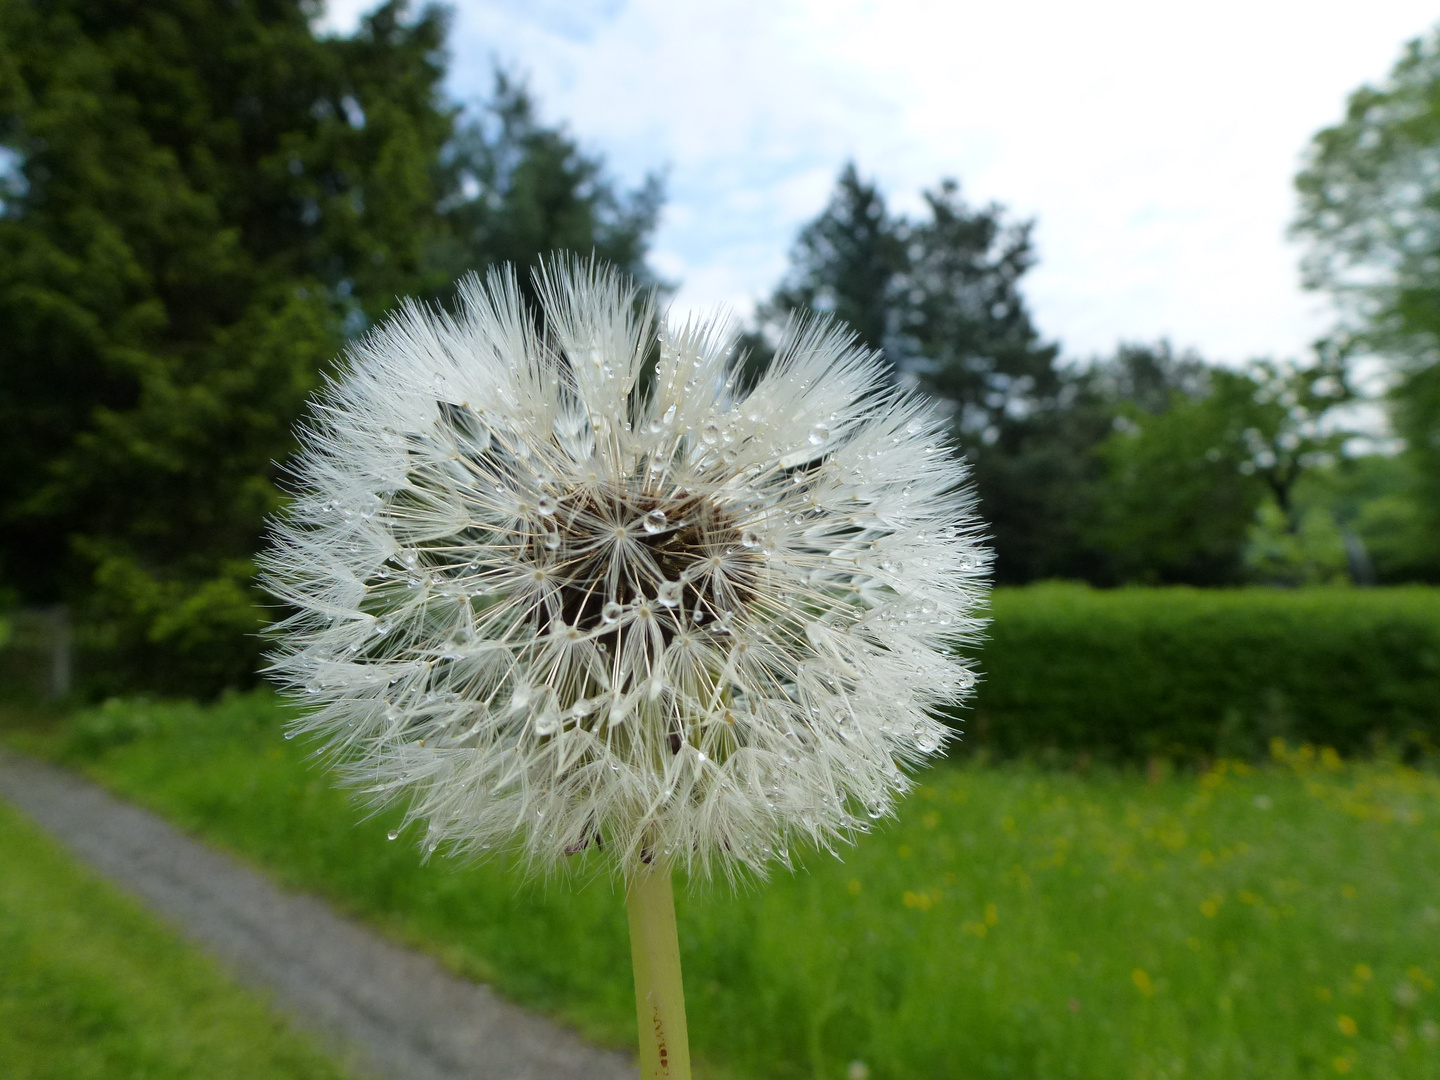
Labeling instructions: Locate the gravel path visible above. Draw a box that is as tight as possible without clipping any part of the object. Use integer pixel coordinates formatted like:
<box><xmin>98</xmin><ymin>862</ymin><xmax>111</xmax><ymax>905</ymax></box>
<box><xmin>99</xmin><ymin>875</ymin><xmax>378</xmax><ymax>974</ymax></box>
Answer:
<box><xmin>0</xmin><ymin>752</ymin><xmax>633</xmax><ymax>1080</ymax></box>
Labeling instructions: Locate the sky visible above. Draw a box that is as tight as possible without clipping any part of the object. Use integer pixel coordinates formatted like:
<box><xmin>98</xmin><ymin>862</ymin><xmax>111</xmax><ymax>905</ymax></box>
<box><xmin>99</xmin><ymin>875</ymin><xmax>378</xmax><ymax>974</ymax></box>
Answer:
<box><xmin>324</xmin><ymin>0</ymin><xmax>1439</xmax><ymax>366</ymax></box>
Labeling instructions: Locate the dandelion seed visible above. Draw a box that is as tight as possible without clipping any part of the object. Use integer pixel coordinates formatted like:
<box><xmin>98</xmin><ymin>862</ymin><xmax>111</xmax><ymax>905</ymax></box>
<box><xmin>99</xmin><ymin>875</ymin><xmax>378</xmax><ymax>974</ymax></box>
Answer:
<box><xmin>260</xmin><ymin>259</ymin><xmax>990</xmax><ymax>1080</ymax></box>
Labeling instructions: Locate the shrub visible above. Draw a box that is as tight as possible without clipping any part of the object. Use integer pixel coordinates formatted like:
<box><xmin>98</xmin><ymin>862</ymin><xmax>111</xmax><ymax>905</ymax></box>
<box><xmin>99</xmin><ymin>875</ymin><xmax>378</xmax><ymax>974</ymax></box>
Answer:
<box><xmin>963</xmin><ymin>584</ymin><xmax>1440</xmax><ymax>760</ymax></box>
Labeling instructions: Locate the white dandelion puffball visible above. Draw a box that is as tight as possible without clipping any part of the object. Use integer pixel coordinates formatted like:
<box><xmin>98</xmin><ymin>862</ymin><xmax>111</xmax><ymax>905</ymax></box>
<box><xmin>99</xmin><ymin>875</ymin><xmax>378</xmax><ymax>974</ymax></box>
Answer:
<box><xmin>263</xmin><ymin>261</ymin><xmax>989</xmax><ymax>880</ymax></box>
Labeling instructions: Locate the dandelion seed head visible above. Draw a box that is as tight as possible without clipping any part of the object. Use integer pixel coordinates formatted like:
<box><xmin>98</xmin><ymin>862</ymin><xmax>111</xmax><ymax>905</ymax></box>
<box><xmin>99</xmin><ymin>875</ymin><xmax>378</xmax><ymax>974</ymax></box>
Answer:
<box><xmin>261</xmin><ymin>259</ymin><xmax>990</xmax><ymax>881</ymax></box>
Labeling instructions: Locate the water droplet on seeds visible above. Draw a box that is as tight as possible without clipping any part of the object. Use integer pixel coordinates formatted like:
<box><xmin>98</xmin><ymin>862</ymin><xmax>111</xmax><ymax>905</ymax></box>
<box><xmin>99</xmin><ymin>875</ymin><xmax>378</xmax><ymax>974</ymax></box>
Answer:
<box><xmin>537</xmin><ymin>496</ymin><xmax>557</xmax><ymax>516</ymax></box>
<box><xmin>661</xmin><ymin>403</ymin><xmax>677</xmax><ymax>426</ymax></box>
<box><xmin>915</xmin><ymin>725</ymin><xmax>942</xmax><ymax>753</ymax></box>
<box><xmin>543</xmin><ymin>528</ymin><xmax>561</xmax><ymax>551</ymax></box>
<box><xmin>535</xmin><ymin>713</ymin><xmax>560</xmax><ymax>736</ymax></box>
<box><xmin>701</xmin><ymin>420</ymin><xmax>721</xmax><ymax>445</ymax></box>
<box><xmin>809</xmin><ymin>422</ymin><xmax>830</xmax><ymax>445</ymax></box>
<box><xmin>284</xmin><ymin>730</ymin><xmax>298</xmax><ymax>739</ymax></box>
<box><xmin>657</xmin><ymin>581</ymin><xmax>682</xmax><ymax>607</ymax></box>
<box><xmin>601</xmin><ymin>601</ymin><xmax>624</xmax><ymax>624</ymax></box>
<box><xmin>643</xmin><ymin>509</ymin><xmax>667</xmax><ymax>533</ymax></box>
<box><xmin>387</xmin><ymin>829</ymin><xmax>400</xmax><ymax>841</ymax></box>
<box><xmin>740</xmin><ymin>529</ymin><xmax>759</xmax><ymax>548</ymax></box>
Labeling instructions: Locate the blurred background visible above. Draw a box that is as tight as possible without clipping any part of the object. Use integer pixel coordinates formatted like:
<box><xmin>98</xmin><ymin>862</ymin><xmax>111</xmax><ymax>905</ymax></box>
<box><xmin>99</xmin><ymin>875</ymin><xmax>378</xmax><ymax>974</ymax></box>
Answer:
<box><xmin>3</xmin><ymin>0</ymin><xmax>1440</xmax><ymax>697</ymax></box>
<box><xmin>3</xmin><ymin>3</ymin><xmax>1440</xmax><ymax>1079</ymax></box>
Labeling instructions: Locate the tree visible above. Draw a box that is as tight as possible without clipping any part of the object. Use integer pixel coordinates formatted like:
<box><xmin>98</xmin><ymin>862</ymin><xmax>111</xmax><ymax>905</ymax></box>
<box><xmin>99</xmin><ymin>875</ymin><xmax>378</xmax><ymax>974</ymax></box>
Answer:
<box><xmin>762</xmin><ymin>164</ymin><xmax>905</xmax><ymax>360</ymax></box>
<box><xmin>427</xmin><ymin>73</ymin><xmax>664</xmax><ymax>306</ymax></box>
<box><xmin>1096</xmin><ymin>368</ymin><xmax>1268</xmax><ymax>585</ymax></box>
<box><xmin>757</xmin><ymin>165</ymin><xmax>1071</xmax><ymax>581</ymax></box>
<box><xmin>1293</xmin><ymin>26</ymin><xmax>1440</xmax><ymax>577</ymax></box>
<box><xmin>901</xmin><ymin>179</ymin><xmax>1061</xmax><ymax>442</ymax></box>
<box><xmin>0</xmin><ymin>2</ymin><xmax>664</xmax><ymax>694</ymax></box>
<box><xmin>1092</xmin><ymin>350</ymin><xmax>1350</xmax><ymax>586</ymax></box>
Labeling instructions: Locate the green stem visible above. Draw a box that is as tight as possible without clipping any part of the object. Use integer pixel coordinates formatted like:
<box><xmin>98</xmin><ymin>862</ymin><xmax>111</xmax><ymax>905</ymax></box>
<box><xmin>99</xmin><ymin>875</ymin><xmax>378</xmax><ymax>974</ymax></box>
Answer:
<box><xmin>626</xmin><ymin>862</ymin><xmax>692</xmax><ymax>1080</ymax></box>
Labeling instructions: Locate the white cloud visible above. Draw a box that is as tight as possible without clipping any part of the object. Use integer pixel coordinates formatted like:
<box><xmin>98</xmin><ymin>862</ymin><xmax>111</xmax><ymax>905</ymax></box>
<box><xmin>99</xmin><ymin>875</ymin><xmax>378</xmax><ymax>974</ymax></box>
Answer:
<box><xmin>323</xmin><ymin>0</ymin><xmax>1439</xmax><ymax>363</ymax></box>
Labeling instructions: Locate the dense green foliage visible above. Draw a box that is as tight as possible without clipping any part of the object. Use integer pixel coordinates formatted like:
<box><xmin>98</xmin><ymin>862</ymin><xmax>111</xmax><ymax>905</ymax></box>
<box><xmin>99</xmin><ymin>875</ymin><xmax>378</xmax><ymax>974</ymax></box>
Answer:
<box><xmin>0</xmin><ymin>798</ymin><xmax>349</xmax><ymax>1080</ymax></box>
<box><xmin>0</xmin><ymin>0</ymin><xmax>453</xmax><ymax>691</ymax></box>
<box><xmin>1294</xmin><ymin>26</ymin><xmax>1440</xmax><ymax>579</ymax></box>
<box><xmin>8</xmin><ymin>693</ymin><xmax>1439</xmax><ymax>1079</ymax></box>
<box><xmin>1095</xmin><ymin>354</ymin><xmax>1352</xmax><ymax>586</ymax></box>
<box><xmin>0</xmin><ymin>2</ymin><xmax>660</xmax><ymax>695</ymax></box>
<box><xmin>969</xmin><ymin>585</ymin><xmax>1440</xmax><ymax>761</ymax></box>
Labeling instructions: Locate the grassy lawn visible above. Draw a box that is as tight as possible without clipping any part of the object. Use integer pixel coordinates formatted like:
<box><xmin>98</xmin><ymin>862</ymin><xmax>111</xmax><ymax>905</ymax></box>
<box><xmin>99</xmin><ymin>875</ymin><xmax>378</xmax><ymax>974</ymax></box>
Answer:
<box><xmin>6</xmin><ymin>691</ymin><xmax>1440</xmax><ymax>1079</ymax></box>
<box><xmin>0</xmin><ymin>795</ymin><xmax>353</xmax><ymax>1080</ymax></box>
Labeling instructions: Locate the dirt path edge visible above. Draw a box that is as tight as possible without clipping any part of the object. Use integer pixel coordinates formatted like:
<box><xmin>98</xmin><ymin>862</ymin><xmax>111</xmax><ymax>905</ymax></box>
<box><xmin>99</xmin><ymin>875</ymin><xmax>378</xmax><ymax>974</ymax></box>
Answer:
<box><xmin>0</xmin><ymin>751</ymin><xmax>634</xmax><ymax>1080</ymax></box>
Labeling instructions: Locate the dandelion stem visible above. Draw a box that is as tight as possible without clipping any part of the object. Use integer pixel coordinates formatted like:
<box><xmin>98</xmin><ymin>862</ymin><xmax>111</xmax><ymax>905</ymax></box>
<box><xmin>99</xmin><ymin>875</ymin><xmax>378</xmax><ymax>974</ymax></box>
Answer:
<box><xmin>626</xmin><ymin>862</ymin><xmax>691</xmax><ymax>1080</ymax></box>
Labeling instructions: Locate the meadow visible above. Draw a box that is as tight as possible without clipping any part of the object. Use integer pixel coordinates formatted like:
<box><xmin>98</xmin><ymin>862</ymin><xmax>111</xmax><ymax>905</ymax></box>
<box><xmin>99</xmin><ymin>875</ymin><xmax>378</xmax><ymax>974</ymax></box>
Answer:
<box><xmin>4</xmin><ymin>691</ymin><xmax>1440</xmax><ymax>1080</ymax></box>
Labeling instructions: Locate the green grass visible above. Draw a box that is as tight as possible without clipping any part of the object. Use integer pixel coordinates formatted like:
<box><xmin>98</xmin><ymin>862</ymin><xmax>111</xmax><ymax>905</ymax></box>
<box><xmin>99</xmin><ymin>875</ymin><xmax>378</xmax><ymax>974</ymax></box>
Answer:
<box><xmin>0</xmin><ymin>795</ymin><xmax>353</xmax><ymax>1080</ymax></box>
<box><xmin>7</xmin><ymin>691</ymin><xmax>1440</xmax><ymax>1079</ymax></box>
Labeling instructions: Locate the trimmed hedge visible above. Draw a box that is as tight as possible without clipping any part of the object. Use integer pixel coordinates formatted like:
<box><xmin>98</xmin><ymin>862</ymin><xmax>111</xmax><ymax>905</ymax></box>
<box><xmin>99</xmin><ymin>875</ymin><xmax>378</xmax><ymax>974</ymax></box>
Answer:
<box><xmin>963</xmin><ymin>584</ymin><xmax>1440</xmax><ymax>760</ymax></box>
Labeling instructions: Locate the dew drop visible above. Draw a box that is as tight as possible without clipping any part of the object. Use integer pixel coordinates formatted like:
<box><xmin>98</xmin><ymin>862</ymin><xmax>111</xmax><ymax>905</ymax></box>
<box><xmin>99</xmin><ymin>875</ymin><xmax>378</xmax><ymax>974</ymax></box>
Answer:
<box><xmin>284</xmin><ymin>730</ymin><xmax>298</xmax><ymax>739</ymax></box>
<box><xmin>740</xmin><ymin>529</ymin><xmax>759</xmax><ymax>548</ymax></box>
<box><xmin>643</xmin><ymin>508</ymin><xmax>667</xmax><ymax>534</ymax></box>
<box><xmin>537</xmin><ymin>495</ymin><xmax>557</xmax><ymax>516</ymax></box>
<box><xmin>661</xmin><ymin>403</ymin><xmax>677</xmax><ymax>426</ymax></box>
<box><xmin>387</xmin><ymin>829</ymin><xmax>400</xmax><ymax>841</ymax></box>
<box><xmin>915</xmin><ymin>725</ymin><xmax>942</xmax><ymax>753</ymax></box>
<box><xmin>809</xmin><ymin>422</ymin><xmax>830</xmax><ymax>445</ymax></box>
<box><xmin>657</xmin><ymin>580</ymin><xmax>682</xmax><ymax>607</ymax></box>
<box><xmin>534</xmin><ymin>713</ymin><xmax>560</xmax><ymax>736</ymax></box>
<box><xmin>602</xmin><ymin>601</ymin><xmax>624</xmax><ymax>624</ymax></box>
<box><xmin>543</xmin><ymin>527</ymin><xmax>561</xmax><ymax>551</ymax></box>
<box><xmin>701</xmin><ymin>420</ymin><xmax>721</xmax><ymax>445</ymax></box>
